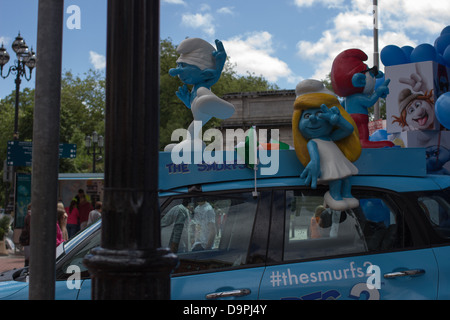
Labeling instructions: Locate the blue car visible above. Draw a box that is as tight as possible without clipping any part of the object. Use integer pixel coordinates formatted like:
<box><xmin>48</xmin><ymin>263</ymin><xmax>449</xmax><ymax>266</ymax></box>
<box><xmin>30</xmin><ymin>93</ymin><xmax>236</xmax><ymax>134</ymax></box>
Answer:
<box><xmin>1</xmin><ymin>148</ymin><xmax>450</xmax><ymax>300</ymax></box>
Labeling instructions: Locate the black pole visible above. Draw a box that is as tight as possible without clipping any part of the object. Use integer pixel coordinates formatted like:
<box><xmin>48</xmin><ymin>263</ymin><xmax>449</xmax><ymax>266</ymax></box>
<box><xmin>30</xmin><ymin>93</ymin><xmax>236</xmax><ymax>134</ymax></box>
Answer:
<box><xmin>14</xmin><ymin>74</ymin><xmax>21</xmax><ymax>140</ymax></box>
<box><xmin>92</xmin><ymin>145</ymin><xmax>96</xmax><ymax>173</ymax></box>
<box><xmin>84</xmin><ymin>0</ymin><xmax>177</xmax><ymax>299</ymax></box>
<box><xmin>29</xmin><ymin>0</ymin><xmax>64</xmax><ymax>300</ymax></box>
<box><xmin>373</xmin><ymin>0</ymin><xmax>380</xmax><ymax>120</ymax></box>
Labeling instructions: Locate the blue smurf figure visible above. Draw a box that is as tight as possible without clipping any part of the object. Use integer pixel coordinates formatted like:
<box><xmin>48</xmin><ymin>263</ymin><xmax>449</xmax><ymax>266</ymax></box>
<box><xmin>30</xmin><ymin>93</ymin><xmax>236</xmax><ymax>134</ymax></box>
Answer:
<box><xmin>165</xmin><ymin>38</ymin><xmax>235</xmax><ymax>152</ymax></box>
<box><xmin>292</xmin><ymin>80</ymin><xmax>362</xmax><ymax>210</ymax></box>
<box><xmin>426</xmin><ymin>145</ymin><xmax>450</xmax><ymax>175</ymax></box>
<box><xmin>331</xmin><ymin>49</ymin><xmax>394</xmax><ymax>148</ymax></box>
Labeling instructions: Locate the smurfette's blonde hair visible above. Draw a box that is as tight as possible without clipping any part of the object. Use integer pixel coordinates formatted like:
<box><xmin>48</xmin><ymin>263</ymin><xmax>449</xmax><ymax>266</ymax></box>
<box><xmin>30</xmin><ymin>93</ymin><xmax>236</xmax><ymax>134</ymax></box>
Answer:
<box><xmin>292</xmin><ymin>92</ymin><xmax>362</xmax><ymax>167</ymax></box>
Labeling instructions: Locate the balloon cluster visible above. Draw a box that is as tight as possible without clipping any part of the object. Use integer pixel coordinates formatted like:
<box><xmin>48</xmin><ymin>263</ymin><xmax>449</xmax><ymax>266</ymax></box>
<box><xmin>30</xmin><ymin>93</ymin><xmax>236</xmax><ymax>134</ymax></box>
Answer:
<box><xmin>381</xmin><ymin>26</ymin><xmax>450</xmax><ymax>67</ymax></box>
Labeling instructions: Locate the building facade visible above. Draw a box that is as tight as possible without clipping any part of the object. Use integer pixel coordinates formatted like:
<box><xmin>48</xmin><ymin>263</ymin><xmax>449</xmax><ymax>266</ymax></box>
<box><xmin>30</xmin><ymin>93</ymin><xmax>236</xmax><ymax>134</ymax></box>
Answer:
<box><xmin>221</xmin><ymin>90</ymin><xmax>296</xmax><ymax>150</ymax></box>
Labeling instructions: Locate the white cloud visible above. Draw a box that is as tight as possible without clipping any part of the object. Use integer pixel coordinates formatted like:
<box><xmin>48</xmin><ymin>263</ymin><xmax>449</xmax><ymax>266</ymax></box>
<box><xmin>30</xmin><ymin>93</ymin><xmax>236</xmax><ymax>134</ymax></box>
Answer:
<box><xmin>294</xmin><ymin>0</ymin><xmax>450</xmax><ymax>81</ymax></box>
<box><xmin>0</xmin><ymin>36</ymin><xmax>11</xmax><ymax>47</ymax></box>
<box><xmin>294</xmin><ymin>0</ymin><xmax>345</xmax><ymax>9</ymax></box>
<box><xmin>224</xmin><ymin>32</ymin><xmax>299</xmax><ymax>85</ymax></box>
<box><xmin>381</xmin><ymin>0</ymin><xmax>450</xmax><ymax>35</ymax></box>
<box><xmin>89</xmin><ymin>51</ymin><xmax>106</xmax><ymax>70</ymax></box>
<box><xmin>162</xmin><ymin>0</ymin><xmax>186</xmax><ymax>5</ymax></box>
<box><xmin>181</xmin><ymin>12</ymin><xmax>215</xmax><ymax>37</ymax></box>
<box><xmin>217</xmin><ymin>7</ymin><xmax>234</xmax><ymax>15</ymax></box>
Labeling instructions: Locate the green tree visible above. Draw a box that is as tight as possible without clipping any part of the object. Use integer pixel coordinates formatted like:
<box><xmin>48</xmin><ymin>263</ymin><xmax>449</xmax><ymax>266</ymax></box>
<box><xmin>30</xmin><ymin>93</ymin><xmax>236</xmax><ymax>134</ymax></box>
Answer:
<box><xmin>59</xmin><ymin>69</ymin><xmax>106</xmax><ymax>173</ymax></box>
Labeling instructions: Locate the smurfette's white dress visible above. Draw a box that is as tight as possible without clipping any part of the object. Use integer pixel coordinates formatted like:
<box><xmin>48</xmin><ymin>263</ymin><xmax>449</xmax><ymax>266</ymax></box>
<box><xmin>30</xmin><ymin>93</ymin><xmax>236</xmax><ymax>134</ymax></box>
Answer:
<box><xmin>312</xmin><ymin>138</ymin><xmax>358</xmax><ymax>183</ymax></box>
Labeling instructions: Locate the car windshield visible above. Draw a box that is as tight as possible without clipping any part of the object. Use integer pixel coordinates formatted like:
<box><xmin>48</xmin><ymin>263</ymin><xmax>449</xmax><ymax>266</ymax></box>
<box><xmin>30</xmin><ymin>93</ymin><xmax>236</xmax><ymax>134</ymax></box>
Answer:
<box><xmin>58</xmin><ymin>220</ymin><xmax>101</xmax><ymax>259</ymax></box>
<box><xmin>417</xmin><ymin>188</ymin><xmax>450</xmax><ymax>238</ymax></box>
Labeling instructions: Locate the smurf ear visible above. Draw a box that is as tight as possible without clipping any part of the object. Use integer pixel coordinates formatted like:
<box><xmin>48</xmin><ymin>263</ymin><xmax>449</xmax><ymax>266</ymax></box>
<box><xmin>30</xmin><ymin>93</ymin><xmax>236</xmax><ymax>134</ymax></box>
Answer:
<box><xmin>351</xmin><ymin>73</ymin><xmax>366</xmax><ymax>88</ymax></box>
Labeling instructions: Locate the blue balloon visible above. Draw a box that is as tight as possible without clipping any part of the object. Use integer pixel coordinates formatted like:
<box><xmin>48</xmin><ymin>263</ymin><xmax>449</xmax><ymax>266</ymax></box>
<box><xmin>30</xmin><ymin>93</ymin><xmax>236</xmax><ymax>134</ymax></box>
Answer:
<box><xmin>381</xmin><ymin>45</ymin><xmax>408</xmax><ymax>66</ymax></box>
<box><xmin>401</xmin><ymin>46</ymin><xmax>414</xmax><ymax>63</ymax></box>
<box><xmin>435</xmin><ymin>92</ymin><xmax>450</xmax><ymax>129</ymax></box>
<box><xmin>410</xmin><ymin>43</ymin><xmax>437</xmax><ymax>63</ymax></box>
<box><xmin>437</xmin><ymin>53</ymin><xmax>446</xmax><ymax>66</ymax></box>
<box><xmin>369</xmin><ymin>129</ymin><xmax>388</xmax><ymax>142</ymax></box>
<box><xmin>434</xmin><ymin>34</ymin><xmax>450</xmax><ymax>55</ymax></box>
<box><xmin>444</xmin><ymin>46</ymin><xmax>450</xmax><ymax>67</ymax></box>
<box><xmin>441</xmin><ymin>26</ymin><xmax>450</xmax><ymax>36</ymax></box>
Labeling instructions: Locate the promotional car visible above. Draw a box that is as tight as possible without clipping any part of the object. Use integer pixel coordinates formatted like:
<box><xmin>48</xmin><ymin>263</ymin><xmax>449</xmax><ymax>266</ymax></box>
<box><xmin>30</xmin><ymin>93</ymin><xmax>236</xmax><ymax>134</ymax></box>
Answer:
<box><xmin>0</xmin><ymin>148</ymin><xmax>450</xmax><ymax>300</ymax></box>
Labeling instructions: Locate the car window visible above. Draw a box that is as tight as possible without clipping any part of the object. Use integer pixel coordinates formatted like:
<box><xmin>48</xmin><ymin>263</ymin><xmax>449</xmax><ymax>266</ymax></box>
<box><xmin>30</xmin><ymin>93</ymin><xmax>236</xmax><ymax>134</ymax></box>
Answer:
<box><xmin>418</xmin><ymin>191</ymin><xmax>450</xmax><ymax>238</ymax></box>
<box><xmin>161</xmin><ymin>192</ymin><xmax>258</xmax><ymax>274</ymax></box>
<box><xmin>283</xmin><ymin>189</ymin><xmax>406</xmax><ymax>261</ymax></box>
<box><xmin>57</xmin><ymin>230</ymin><xmax>101</xmax><ymax>280</ymax></box>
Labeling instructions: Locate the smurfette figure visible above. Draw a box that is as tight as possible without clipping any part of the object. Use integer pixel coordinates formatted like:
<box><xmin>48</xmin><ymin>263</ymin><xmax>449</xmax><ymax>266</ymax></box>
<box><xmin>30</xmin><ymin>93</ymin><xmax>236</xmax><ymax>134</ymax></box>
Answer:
<box><xmin>292</xmin><ymin>80</ymin><xmax>362</xmax><ymax>210</ymax></box>
<box><xmin>165</xmin><ymin>38</ymin><xmax>235</xmax><ymax>152</ymax></box>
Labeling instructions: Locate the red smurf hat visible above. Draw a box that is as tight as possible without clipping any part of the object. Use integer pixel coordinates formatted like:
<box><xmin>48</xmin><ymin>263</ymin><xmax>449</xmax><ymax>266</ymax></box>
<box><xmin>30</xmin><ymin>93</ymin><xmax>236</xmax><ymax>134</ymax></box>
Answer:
<box><xmin>331</xmin><ymin>49</ymin><xmax>368</xmax><ymax>97</ymax></box>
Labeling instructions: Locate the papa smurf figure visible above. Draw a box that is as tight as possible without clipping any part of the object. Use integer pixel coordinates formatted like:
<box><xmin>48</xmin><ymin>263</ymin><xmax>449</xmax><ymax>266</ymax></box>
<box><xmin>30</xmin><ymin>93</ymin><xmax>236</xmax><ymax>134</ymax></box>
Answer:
<box><xmin>331</xmin><ymin>49</ymin><xmax>394</xmax><ymax>148</ymax></box>
<box><xmin>165</xmin><ymin>38</ymin><xmax>235</xmax><ymax>152</ymax></box>
<box><xmin>292</xmin><ymin>79</ymin><xmax>362</xmax><ymax>211</ymax></box>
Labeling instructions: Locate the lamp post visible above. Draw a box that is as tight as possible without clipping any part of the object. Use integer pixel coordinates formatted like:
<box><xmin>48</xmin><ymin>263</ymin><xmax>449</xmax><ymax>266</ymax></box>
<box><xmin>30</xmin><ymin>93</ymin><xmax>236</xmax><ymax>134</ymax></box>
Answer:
<box><xmin>0</xmin><ymin>33</ymin><xmax>37</xmax><ymax>140</ymax></box>
<box><xmin>0</xmin><ymin>34</ymin><xmax>36</xmax><ymax>215</ymax></box>
<box><xmin>85</xmin><ymin>131</ymin><xmax>104</xmax><ymax>173</ymax></box>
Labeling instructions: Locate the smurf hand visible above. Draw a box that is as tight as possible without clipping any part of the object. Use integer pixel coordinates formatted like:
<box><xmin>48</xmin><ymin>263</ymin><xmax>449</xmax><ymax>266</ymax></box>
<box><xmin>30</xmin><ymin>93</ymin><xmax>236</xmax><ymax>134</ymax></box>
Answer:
<box><xmin>399</xmin><ymin>63</ymin><xmax>428</xmax><ymax>93</ymax></box>
<box><xmin>213</xmin><ymin>39</ymin><xmax>227</xmax><ymax>71</ymax></box>
<box><xmin>301</xmin><ymin>160</ymin><xmax>320</xmax><ymax>189</ymax></box>
<box><xmin>318</xmin><ymin>104</ymin><xmax>340</xmax><ymax>125</ymax></box>
<box><xmin>375</xmin><ymin>79</ymin><xmax>390</xmax><ymax>98</ymax></box>
<box><xmin>176</xmin><ymin>84</ymin><xmax>191</xmax><ymax>109</ymax></box>
<box><xmin>201</xmin><ymin>40</ymin><xmax>227</xmax><ymax>89</ymax></box>
<box><xmin>301</xmin><ymin>140</ymin><xmax>321</xmax><ymax>188</ymax></box>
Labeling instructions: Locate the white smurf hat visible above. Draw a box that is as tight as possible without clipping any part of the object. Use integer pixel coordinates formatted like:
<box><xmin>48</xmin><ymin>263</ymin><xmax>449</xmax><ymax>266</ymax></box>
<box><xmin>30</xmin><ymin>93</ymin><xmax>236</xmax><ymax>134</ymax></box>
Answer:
<box><xmin>176</xmin><ymin>38</ymin><xmax>216</xmax><ymax>70</ymax></box>
<box><xmin>295</xmin><ymin>79</ymin><xmax>335</xmax><ymax>98</ymax></box>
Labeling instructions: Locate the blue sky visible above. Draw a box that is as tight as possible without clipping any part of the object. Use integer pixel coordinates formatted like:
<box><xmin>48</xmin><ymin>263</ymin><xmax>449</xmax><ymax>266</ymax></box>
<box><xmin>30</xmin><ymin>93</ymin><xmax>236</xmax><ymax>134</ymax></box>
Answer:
<box><xmin>1</xmin><ymin>0</ymin><xmax>450</xmax><ymax>99</ymax></box>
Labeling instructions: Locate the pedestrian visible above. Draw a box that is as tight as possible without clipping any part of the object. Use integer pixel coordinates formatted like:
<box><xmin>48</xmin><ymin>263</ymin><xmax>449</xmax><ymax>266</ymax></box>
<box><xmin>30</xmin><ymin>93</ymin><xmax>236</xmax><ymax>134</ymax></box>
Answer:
<box><xmin>87</xmin><ymin>201</ymin><xmax>102</xmax><ymax>226</ymax></box>
<box><xmin>19</xmin><ymin>204</ymin><xmax>31</xmax><ymax>267</ymax></box>
<box><xmin>78</xmin><ymin>193</ymin><xmax>93</xmax><ymax>230</ymax></box>
<box><xmin>57</xmin><ymin>201</ymin><xmax>68</xmax><ymax>242</ymax></box>
<box><xmin>65</xmin><ymin>200</ymin><xmax>80</xmax><ymax>238</ymax></box>
<box><xmin>192</xmin><ymin>198</ymin><xmax>216</xmax><ymax>251</ymax></box>
<box><xmin>161</xmin><ymin>198</ymin><xmax>191</xmax><ymax>253</ymax></box>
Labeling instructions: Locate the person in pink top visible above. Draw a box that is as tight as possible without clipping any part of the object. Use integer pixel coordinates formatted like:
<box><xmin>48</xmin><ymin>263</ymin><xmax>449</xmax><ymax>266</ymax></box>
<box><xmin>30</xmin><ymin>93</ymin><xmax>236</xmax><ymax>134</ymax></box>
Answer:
<box><xmin>78</xmin><ymin>193</ymin><xmax>93</xmax><ymax>230</ymax></box>
<box><xmin>56</xmin><ymin>223</ymin><xmax>63</xmax><ymax>247</ymax></box>
<box><xmin>65</xmin><ymin>199</ymin><xmax>80</xmax><ymax>238</ymax></box>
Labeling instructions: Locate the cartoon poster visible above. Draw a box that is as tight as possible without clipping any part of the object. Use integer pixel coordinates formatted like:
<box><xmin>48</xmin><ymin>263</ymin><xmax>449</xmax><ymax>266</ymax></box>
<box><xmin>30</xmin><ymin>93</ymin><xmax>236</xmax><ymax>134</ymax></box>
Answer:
<box><xmin>385</xmin><ymin>61</ymin><xmax>442</xmax><ymax>133</ymax></box>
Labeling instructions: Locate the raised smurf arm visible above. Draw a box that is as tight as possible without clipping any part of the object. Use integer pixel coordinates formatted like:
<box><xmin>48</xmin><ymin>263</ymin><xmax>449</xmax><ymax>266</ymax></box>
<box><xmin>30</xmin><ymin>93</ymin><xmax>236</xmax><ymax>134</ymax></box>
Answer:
<box><xmin>202</xmin><ymin>39</ymin><xmax>227</xmax><ymax>88</ymax></box>
<box><xmin>318</xmin><ymin>104</ymin><xmax>354</xmax><ymax>141</ymax></box>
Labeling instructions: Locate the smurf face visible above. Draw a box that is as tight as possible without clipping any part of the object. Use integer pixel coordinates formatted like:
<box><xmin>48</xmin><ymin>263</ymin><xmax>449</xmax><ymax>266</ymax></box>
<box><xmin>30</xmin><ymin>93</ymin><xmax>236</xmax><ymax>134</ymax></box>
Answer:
<box><xmin>169</xmin><ymin>62</ymin><xmax>204</xmax><ymax>85</ymax></box>
<box><xmin>405</xmin><ymin>98</ymin><xmax>434</xmax><ymax>130</ymax></box>
<box><xmin>426</xmin><ymin>145</ymin><xmax>450</xmax><ymax>172</ymax></box>
<box><xmin>362</xmin><ymin>66</ymin><xmax>383</xmax><ymax>95</ymax></box>
<box><xmin>299</xmin><ymin>107</ymin><xmax>333</xmax><ymax>140</ymax></box>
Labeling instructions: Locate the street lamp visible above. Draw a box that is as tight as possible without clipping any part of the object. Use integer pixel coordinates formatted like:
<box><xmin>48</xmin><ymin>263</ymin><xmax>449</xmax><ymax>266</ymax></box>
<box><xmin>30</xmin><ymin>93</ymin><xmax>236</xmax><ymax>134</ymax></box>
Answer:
<box><xmin>0</xmin><ymin>33</ymin><xmax>37</xmax><ymax>140</ymax></box>
<box><xmin>85</xmin><ymin>131</ymin><xmax>104</xmax><ymax>173</ymax></box>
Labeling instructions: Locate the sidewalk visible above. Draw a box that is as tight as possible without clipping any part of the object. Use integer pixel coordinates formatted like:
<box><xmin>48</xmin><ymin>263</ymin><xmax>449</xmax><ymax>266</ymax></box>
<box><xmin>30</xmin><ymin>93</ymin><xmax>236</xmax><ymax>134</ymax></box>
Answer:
<box><xmin>0</xmin><ymin>249</ymin><xmax>25</xmax><ymax>273</ymax></box>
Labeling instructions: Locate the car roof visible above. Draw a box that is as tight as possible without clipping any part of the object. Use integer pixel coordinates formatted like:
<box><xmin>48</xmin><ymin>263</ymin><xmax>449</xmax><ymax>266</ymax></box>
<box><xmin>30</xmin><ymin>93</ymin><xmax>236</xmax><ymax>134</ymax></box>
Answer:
<box><xmin>159</xmin><ymin>147</ymin><xmax>445</xmax><ymax>195</ymax></box>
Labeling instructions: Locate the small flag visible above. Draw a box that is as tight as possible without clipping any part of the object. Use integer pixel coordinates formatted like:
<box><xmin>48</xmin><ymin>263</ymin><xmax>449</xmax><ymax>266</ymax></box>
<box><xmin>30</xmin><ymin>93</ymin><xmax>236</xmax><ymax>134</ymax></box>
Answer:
<box><xmin>236</xmin><ymin>126</ymin><xmax>258</xmax><ymax>169</ymax></box>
